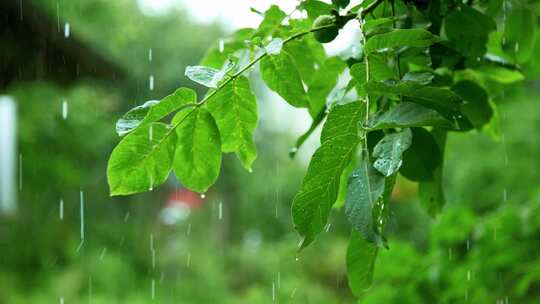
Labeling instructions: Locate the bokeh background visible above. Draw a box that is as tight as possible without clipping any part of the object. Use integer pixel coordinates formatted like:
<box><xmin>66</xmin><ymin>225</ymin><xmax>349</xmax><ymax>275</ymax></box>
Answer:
<box><xmin>1</xmin><ymin>0</ymin><xmax>540</xmax><ymax>303</ymax></box>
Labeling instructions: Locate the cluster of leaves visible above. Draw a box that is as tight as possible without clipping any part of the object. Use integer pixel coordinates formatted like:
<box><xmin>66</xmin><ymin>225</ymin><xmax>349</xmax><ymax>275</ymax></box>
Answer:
<box><xmin>107</xmin><ymin>0</ymin><xmax>536</xmax><ymax>297</ymax></box>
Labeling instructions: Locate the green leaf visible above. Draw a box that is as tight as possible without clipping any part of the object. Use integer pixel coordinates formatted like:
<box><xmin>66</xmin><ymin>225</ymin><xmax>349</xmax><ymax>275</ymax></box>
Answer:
<box><xmin>172</xmin><ymin>108</ymin><xmax>221</xmax><ymax>193</ymax></box>
<box><xmin>363</xmin><ymin>17</ymin><xmax>394</xmax><ymax>32</ymax></box>
<box><xmin>300</xmin><ymin>0</ymin><xmax>333</xmax><ymax>21</ymax></box>
<box><xmin>451</xmin><ymin>80</ymin><xmax>492</xmax><ymax>129</ymax></box>
<box><xmin>347</xmin><ymin>231</ymin><xmax>378</xmax><ymax>296</ymax></box>
<box><xmin>185</xmin><ymin>61</ymin><xmax>233</xmax><ymax>88</ymax></box>
<box><xmin>257</xmin><ymin>5</ymin><xmax>287</xmax><ymax>36</ymax></box>
<box><xmin>284</xmin><ymin>38</ymin><xmax>326</xmax><ymax>85</ymax></box>
<box><xmin>345</xmin><ymin>158</ymin><xmax>386</xmax><ymax>246</ymax></box>
<box><xmin>364</xmin><ymin>29</ymin><xmax>440</xmax><ymax>54</ymax></box>
<box><xmin>364</xmin><ymin>79</ymin><xmax>422</xmax><ymax>95</ymax></box>
<box><xmin>418</xmin><ymin>128</ymin><xmax>447</xmax><ymax>217</ymax></box>
<box><xmin>444</xmin><ymin>5</ymin><xmax>496</xmax><ymax>57</ymax></box>
<box><xmin>369</xmin><ymin>55</ymin><xmax>396</xmax><ymax>81</ymax></box>
<box><xmin>116</xmin><ymin>88</ymin><xmax>196</xmax><ymax>136</ymax></box>
<box><xmin>372</xmin><ymin>129</ymin><xmax>412</xmax><ymax>177</ymax></box>
<box><xmin>402</xmin><ymin>71</ymin><xmax>434</xmax><ymax>85</ymax></box>
<box><xmin>402</xmin><ymin>87</ymin><xmax>463</xmax><ymax>120</ymax></box>
<box><xmin>474</xmin><ymin>64</ymin><xmax>524</xmax><ymax>84</ymax></box>
<box><xmin>502</xmin><ymin>3</ymin><xmax>537</xmax><ymax>63</ymax></box>
<box><xmin>307</xmin><ymin>57</ymin><xmax>347</xmax><ymax>116</ymax></box>
<box><xmin>368</xmin><ymin>102</ymin><xmax>454</xmax><ymax>130</ymax></box>
<box><xmin>200</xmin><ymin>29</ymin><xmax>254</xmax><ymax>69</ymax></box>
<box><xmin>108</xmin><ymin>123</ymin><xmax>176</xmax><ymax>195</ymax></box>
<box><xmin>260</xmin><ymin>51</ymin><xmax>310</xmax><ymax>108</ymax></box>
<box><xmin>292</xmin><ymin>102</ymin><xmax>363</xmax><ymax>248</ymax></box>
<box><xmin>207</xmin><ymin>76</ymin><xmax>258</xmax><ymax>169</ymax></box>
<box><xmin>400</xmin><ymin>127</ymin><xmax>442</xmax><ymax>181</ymax></box>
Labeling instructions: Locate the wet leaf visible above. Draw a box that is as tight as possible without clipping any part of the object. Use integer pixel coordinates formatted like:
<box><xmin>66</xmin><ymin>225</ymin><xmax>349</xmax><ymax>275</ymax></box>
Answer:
<box><xmin>116</xmin><ymin>88</ymin><xmax>196</xmax><ymax>136</ymax></box>
<box><xmin>292</xmin><ymin>102</ymin><xmax>363</xmax><ymax>249</ymax></box>
<box><xmin>400</xmin><ymin>127</ymin><xmax>442</xmax><ymax>181</ymax></box>
<box><xmin>368</xmin><ymin>102</ymin><xmax>453</xmax><ymax>130</ymax></box>
<box><xmin>173</xmin><ymin>108</ymin><xmax>221</xmax><ymax>193</ymax></box>
<box><xmin>260</xmin><ymin>51</ymin><xmax>310</xmax><ymax>108</ymax></box>
<box><xmin>207</xmin><ymin>76</ymin><xmax>258</xmax><ymax>169</ymax></box>
<box><xmin>364</xmin><ymin>29</ymin><xmax>440</xmax><ymax>54</ymax></box>
<box><xmin>347</xmin><ymin>231</ymin><xmax>378</xmax><ymax>296</ymax></box>
<box><xmin>108</xmin><ymin>123</ymin><xmax>176</xmax><ymax>195</ymax></box>
<box><xmin>372</xmin><ymin>129</ymin><xmax>412</xmax><ymax>177</ymax></box>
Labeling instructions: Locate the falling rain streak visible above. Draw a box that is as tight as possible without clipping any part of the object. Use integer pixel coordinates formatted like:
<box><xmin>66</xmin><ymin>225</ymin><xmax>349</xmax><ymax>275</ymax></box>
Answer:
<box><xmin>77</xmin><ymin>190</ymin><xmax>85</xmax><ymax>252</ymax></box>
<box><xmin>64</xmin><ymin>22</ymin><xmax>70</xmax><ymax>38</ymax></box>
<box><xmin>62</xmin><ymin>100</ymin><xmax>68</xmax><ymax>119</ymax></box>
<box><xmin>149</xmin><ymin>75</ymin><xmax>154</xmax><ymax>91</ymax></box>
<box><xmin>218</xmin><ymin>39</ymin><xmax>224</xmax><ymax>53</ymax></box>
<box><xmin>148</xmin><ymin>48</ymin><xmax>153</xmax><ymax>62</ymax></box>
<box><xmin>218</xmin><ymin>202</ymin><xmax>223</xmax><ymax>220</ymax></box>
<box><xmin>59</xmin><ymin>199</ymin><xmax>64</xmax><ymax>220</ymax></box>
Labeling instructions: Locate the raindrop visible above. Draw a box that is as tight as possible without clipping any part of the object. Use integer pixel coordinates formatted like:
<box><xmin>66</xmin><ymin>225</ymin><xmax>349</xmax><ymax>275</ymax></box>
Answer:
<box><xmin>60</xmin><ymin>297</ymin><xmax>64</xmax><ymax>304</ymax></box>
<box><xmin>149</xmin><ymin>124</ymin><xmax>153</xmax><ymax>141</ymax></box>
<box><xmin>62</xmin><ymin>99</ymin><xmax>68</xmax><ymax>119</ymax></box>
<box><xmin>160</xmin><ymin>272</ymin><xmax>165</xmax><ymax>284</ymax></box>
<box><xmin>149</xmin><ymin>75</ymin><xmax>154</xmax><ymax>91</ymax></box>
<box><xmin>200</xmin><ymin>193</ymin><xmax>206</xmax><ymax>199</ymax></box>
<box><xmin>186</xmin><ymin>223</ymin><xmax>192</xmax><ymax>236</ymax></box>
<box><xmin>64</xmin><ymin>22</ymin><xmax>70</xmax><ymax>38</ymax></box>
<box><xmin>248</xmin><ymin>168</ymin><xmax>253</xmax><ymax>173</ymax></box>
<box><xmin>272</xmin><ymin>282</ymin><xmax>276</xmax><ymax>302</ymax></box>
<box><xmin>123</xmin><ymin>212</ymin><xmax>130</xmax><ymax>223</ymax></box>
<box><xmin>218</xmin><ymin>39</ymin><xmax>225</xmax><ymax>53</ymax></box>
<box><xmin>467</xmin><ymin>270</ymin><xmax>471</xmax><ymax>281</ymax></box>
<box><xmin>99</xmin><ymin>247</ymin><xmax>107</xmax><ymax>260</ymax></box>
<box><xmin>288</xmin><ymin>147</ymin><xmax>298</xmax><ymax>157</ymax></box>
<box><xmin>79</xmin><ymin>190</ymin><xmax>85</xmax><ymax>247</ymax></box>
<box><xmin>466</xmin><ymin>239</ymin><xmax>470</xmax><ymax>251</ymax></box>
<box><xmin>151</xmin><ymin>278</ymin><xmax>156</xmax><ymax>300</ymax></box>
<box><xmin>59</xmin><ymin>199</ymin><xmax>64</xmax><ymax>220</ymax></box>
<box><xmin>324</xmin><ymin>223</ymin><xmax>331</xmax><ymax>232</ymax></box>
<box><xmin>218</xmin><ymin>202</ymin><xmax>223</xmax><ymax>220</ymax></box>
<box><xmin>148</xmin><ymin>48</ymin><xmax>153</xmax><ymax>62</ymax></box>
<box><xmin>290</xmin><ymin>287</ymin><xmax>297</xmax><ymax>298</ymax></box>
<box><xmin>295</xmin><ymin>256</ymin><xmax>299</xmax><ymax>262</ymax></box>
<box><xmin>186</xmin><ymin>252</ymin><xmax>191</xmax><ymax>267</ymax></box>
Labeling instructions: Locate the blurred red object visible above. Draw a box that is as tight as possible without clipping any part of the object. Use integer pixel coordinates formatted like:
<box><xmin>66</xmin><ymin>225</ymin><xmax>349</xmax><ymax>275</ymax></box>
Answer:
<box><xmin>166</xmin><ymin>188</ymin><xmax>203</xmax><ymax>209</ymax></box>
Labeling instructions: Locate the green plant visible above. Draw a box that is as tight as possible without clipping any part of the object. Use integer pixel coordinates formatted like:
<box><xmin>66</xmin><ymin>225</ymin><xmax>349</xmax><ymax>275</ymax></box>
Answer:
<box><xmin>107</xmin><ymin>0</ymin><xmax>536</xmax><ymax>297</ymax></box>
